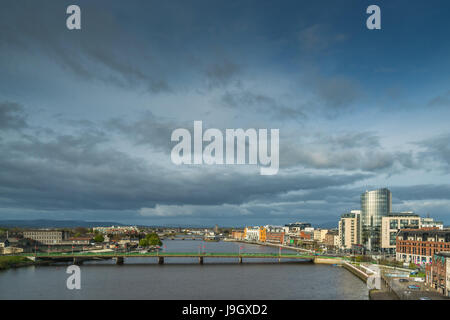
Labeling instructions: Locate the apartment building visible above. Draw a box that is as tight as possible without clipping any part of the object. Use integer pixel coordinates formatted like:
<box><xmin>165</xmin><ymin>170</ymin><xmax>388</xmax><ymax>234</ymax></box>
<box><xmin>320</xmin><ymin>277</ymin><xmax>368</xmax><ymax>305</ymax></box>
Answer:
<box><xmin>381</xmin><ymin>212</ymin><xmax>420</xmax><ymax>253</ymax></box>
<box><xmin>396</xmin><ymin>229</ymin><xmax>450</xmax><ymax>264</ymax></box>
<box><xmin>338</xmin><ymin>210</ymin><xmax>361</xmax><ymax>250</ymax></box>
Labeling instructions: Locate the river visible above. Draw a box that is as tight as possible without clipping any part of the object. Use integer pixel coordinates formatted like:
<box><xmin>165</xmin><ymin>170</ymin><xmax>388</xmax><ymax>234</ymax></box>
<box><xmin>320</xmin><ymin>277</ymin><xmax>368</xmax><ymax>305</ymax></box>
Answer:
<box><xmin>0</xmin><ymin>239</ymin><xmax>368</xmax><ymax>299</ymax></box>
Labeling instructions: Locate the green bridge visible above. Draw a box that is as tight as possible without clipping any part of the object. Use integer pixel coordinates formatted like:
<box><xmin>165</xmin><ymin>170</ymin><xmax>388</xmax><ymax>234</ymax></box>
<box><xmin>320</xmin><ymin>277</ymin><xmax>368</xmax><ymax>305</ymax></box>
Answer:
<box><xmin>18</xmin><ymin>251</ymin><xmax>343</xmax><ymax>265</ymax></box>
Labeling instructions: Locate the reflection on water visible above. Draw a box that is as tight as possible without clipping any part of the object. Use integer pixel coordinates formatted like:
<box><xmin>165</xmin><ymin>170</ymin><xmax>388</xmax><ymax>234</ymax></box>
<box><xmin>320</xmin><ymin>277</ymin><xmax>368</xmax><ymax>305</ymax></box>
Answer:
<box><xmin>0</xmin><ymin>240</ymin><xmax>368</xmax><ymax>300</ymax></box>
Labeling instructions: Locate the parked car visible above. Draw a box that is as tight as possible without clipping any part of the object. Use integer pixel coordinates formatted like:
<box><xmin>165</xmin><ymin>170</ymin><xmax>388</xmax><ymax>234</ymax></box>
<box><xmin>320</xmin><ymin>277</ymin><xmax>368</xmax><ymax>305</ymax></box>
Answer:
<box><xmin>408</xmin><ymin>285</ymin><xmax>420</xmax><ymax>290</ymax></box>
<box><xmin>399</xmin><ymin>279</ymin><xmax>409</xmax><ymax>283</ymax></box>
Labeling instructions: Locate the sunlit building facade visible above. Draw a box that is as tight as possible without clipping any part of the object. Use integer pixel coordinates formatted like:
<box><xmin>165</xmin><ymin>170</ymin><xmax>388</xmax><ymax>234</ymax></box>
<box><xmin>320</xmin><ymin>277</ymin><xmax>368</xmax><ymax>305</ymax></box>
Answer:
<box><xmin>338</xmin><ymin>210</ymin><xmax>361</xmax><ymax>250</ymax></box>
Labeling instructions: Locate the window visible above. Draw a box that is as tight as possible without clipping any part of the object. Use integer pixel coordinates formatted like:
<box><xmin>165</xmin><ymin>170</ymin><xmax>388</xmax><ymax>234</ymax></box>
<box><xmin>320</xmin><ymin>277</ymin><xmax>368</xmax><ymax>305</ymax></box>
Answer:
<box><xmin>389</xmin><ymin>232</ymin><xmax>397</xmax><ymax>246</ymax></box>
<box><xmin>390</xmin><ymin>220</ymin><xmax>398</xmax><ymax>229</ymax></box>
<box><xmin>400</xmin><ymin>220</ymin><xmax>409</xmax><ymax>228</ymax></box>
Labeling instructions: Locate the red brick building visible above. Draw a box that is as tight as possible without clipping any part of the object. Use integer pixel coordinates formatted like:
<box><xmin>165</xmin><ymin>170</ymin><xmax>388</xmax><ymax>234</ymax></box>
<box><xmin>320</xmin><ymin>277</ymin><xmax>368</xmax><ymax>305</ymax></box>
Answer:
<box><xmin>300</xmin><ymin>231</ymin><xmax>312</xmax><ymax>240</ymax></box>
<box><xmin>426</xmin><ymin>252</ymin><xmax>450</xmax><ymax>296</ymax></box>
<box><xmin>266</xmin><ymin>231</ymin><xmax>285</xmax><ymax>244</ymax></box>
<box><xmin>396</xmin><ymin>229</ymin><xmax>450</xmax><ymax>265</ymax></box>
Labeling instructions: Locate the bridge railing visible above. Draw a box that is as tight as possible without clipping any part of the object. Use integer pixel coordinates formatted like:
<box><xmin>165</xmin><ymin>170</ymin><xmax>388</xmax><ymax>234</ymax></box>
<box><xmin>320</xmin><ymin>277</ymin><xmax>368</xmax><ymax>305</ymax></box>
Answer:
<box><xmin>17</xmin><ymin>251</ymin><xmax>321</xmax><ymax>258</ymax></box>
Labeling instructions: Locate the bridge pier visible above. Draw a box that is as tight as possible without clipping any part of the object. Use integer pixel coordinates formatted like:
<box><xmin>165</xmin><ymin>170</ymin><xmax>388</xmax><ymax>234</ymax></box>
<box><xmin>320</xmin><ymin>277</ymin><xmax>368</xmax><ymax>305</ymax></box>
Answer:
<box><xmin>73</xmin><ymin>258</ymin><xmax>83</xmax><ymax>265</ymax></box>
<box><xmin>238</xmin><ymin>257</ymin><xmax>243</xmax><ymax>264</ymax></box>
<box><xmin>199</xmin><ymin>257</ymin><xmax>204</xmax><ymax>265</ymax></box>
<box><xmin>158</xmin><ymin>257</ymin><xmax>164</xmax><ymax>265</ymax></box>
<box><xmin>116</xmin><ymin>257</ymin><xmax>124</xmax><ymax>265</ymax></box>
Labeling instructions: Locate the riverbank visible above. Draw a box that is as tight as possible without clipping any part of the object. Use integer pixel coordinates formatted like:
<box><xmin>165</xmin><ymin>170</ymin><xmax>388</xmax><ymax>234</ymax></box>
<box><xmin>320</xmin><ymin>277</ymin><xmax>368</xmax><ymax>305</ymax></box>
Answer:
<box><xmin>0</xmin><ymin>240</ymin><xmax>369</xmax><ymax>299</ymax></box>
<box><xmin>0</xmin><ymin>256</ymin><xmax>34</xmax><ymax>270</ymax></box>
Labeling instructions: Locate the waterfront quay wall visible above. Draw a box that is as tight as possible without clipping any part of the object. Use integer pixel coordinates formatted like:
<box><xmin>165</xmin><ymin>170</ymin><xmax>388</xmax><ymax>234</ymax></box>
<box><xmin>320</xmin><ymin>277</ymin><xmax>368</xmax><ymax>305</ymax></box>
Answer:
<box><xmin>342</xmin><ymin>262</ymin><xmax>369</xmax><ymax>282</ymax></box>
<box><xmin>313</xmin><ymin>257</ymin><xmax>343</xmax><ymax>265</ymax></box>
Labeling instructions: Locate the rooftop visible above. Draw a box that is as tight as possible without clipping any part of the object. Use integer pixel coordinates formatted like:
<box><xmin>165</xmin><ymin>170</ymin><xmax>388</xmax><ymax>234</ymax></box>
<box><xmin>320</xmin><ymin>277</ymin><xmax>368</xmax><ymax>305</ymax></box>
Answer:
<box><xmin>398</xmin><ymin>228</ymin><xmax>450</xmax><ymax>236</ymax></box>
<box><xmin>387</xmin><ymin>212</ymin><xmax>419</xmax><ymax>217</ymax></box>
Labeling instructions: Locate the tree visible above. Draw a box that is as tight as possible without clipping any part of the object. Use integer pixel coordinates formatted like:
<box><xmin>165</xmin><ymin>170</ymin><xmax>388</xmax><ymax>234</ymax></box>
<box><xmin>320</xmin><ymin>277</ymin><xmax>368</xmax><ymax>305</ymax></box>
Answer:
<box><xmin>139</xmin><ymin>233</ymin><xmax>162</xmax><ymax>247</ymax></box>
<box><xmin>74</xmin><ymin>227</ymin><xmax>88</xmax><ymax>235</ymax></box>
<box><xmin>94</xmin><ymin>234</ymin><xmax>104</xmax><ymax>243</ymax></box>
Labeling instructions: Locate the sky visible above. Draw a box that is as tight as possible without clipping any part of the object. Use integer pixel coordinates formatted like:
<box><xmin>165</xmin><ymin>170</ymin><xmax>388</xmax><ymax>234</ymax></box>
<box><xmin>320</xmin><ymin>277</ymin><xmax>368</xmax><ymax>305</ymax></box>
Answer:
<box><xmin>1</xmin><ymin>0</ymin><xmax>450</xmax><ymax>227</ymax></box>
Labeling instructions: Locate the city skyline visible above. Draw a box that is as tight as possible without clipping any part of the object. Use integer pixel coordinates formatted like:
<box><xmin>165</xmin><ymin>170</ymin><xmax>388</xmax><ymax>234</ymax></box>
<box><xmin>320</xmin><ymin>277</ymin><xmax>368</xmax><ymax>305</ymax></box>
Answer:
<box><xmin>1</xmin><ymin>0</ymin><xmax>450</xmax><ymax>226</ymax></box>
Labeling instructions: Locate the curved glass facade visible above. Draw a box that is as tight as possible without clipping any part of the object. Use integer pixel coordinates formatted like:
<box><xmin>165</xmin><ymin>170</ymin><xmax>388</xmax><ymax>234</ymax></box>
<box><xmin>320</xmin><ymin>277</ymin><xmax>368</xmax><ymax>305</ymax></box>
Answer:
<box><xmin>361</xmin><ymin>188</ymin><xmax>392</xmax><ymax>251</ymax></box>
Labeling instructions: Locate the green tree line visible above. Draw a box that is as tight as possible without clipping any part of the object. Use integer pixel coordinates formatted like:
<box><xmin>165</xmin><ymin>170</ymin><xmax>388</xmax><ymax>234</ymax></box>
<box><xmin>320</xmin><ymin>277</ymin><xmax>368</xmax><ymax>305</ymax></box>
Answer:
<box><xmin>139</xmin><ymin>233</ymin><xmax>162</xmax><ymax>247</ymax></box>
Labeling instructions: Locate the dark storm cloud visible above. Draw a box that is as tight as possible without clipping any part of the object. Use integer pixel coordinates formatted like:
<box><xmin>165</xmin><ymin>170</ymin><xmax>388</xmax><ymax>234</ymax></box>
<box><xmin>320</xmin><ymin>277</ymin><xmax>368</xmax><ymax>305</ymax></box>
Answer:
<box><xmin>416</xmin><ymin>133</ymin><xmax>450</xmax><ymax>171</ymax></box>
<box><xmin>391</xmin><ymin>184</ymin><xmax>450</xmax><ymax>201</ymax></box>
<box><xmin>0</xmin><ymin>1</ymin><xmax>171</xmax><ymax>93</ymax></box>
<box><xmin>428</xmin><ymin>90</ymin><xmax>450</xmax><ymax>107</ymax></box>
<box><xmin>0</xmin><ymin>102</ymin><xmax>28</xmax><ymax>131</ymax></box>
<box><xmin>279</xmin><ymin>131</ymin><xmax>416</xmax><ymax>172</ymax></box>
<box><xmin>1</xmin><ymin>0</ymin><xmax>450</xmax><ymax>225</ymax></box>
<box><xmin>298</xmin><ymin>24</ymin><xmax>348</xmax><ymax>54</ymax></box>
<box><xmin>105</xmin><ymin>112</ymin><xmax>179</xmax><ymax>152</ymax></box>
<box><xmin>0</xmin><ymin>129</ymin><xmax>373</xmax><ymax>211</ymax></box>
<box><xmin>205</xmin><ymin>60</ymin><xmax>242</xmax><ymax>89</ymax></box>
<box><xmin>307</xmin><ymin>73</ymin><xmax>362</xmax><ymax>112</ymax></box>
<box><xmin>0</xmin><ymin>102</ymin><xmax>374</xmax><ymax>213</ymax></box>
<box><xmin>221</xmin><ymin>90</ymin><xmax>307</xmax><ymax>121</ymax></box>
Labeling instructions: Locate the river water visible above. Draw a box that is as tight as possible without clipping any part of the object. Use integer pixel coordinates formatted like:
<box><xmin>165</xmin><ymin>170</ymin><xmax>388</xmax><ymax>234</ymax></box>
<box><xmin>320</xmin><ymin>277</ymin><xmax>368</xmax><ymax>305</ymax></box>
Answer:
<box><xmin>0</xmin><ymin>240</ymin><xmax>368</xmax><ymax>299</ymax></box>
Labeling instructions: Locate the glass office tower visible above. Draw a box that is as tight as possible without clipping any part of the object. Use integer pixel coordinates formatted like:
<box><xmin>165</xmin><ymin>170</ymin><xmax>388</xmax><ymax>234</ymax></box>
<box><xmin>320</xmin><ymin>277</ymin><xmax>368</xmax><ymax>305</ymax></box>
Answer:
<box><xmin>361</xmin><ymin>188</ymin><xmax>392</xmax><ymax>251</ymax></box>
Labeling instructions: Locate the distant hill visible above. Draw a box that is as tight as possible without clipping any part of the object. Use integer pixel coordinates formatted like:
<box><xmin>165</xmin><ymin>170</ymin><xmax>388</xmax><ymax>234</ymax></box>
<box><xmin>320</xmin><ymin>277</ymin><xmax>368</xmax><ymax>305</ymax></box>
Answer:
<box><xmin>0</xmin><ymin>219</ymin><xmax>125</xmax><ymax>228</ymax></box>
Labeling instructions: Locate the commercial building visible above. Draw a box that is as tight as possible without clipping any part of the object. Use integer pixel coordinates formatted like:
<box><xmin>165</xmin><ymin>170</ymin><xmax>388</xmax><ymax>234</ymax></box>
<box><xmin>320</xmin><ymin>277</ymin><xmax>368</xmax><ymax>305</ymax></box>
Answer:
<box><xmin>396</xmin><ymin>229</ymin><xmax>450</xmax><ymax>265</ymax></box>
<box><xmin>338</xmin><ymin>210</ymin><xmax>361</xmax><ymax>250</ymax></box>
<box><xmin>361</xmin><ymin>188</ymin><xmax>392</xmax><ymax>251</ymax></box>
<box><xmin>23</xmin><ymin>230</ymin><xmax>70</xmax><ymax>245</ymax></box>
<box><xmin>381</xmin><ymin>212</ymin><xmax>421</xmax><ymax>253</ymax></box>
